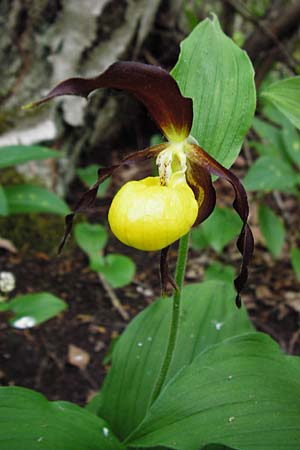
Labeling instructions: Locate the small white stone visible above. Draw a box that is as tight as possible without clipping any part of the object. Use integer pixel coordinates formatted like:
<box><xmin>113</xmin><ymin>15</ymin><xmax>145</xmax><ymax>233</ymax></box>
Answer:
<box><xmin>0</xmin><ymin>272</ymin><xmax>16</xmax><ymax>293</ymax></box>
<box><xmin>13</xmin><ymin>316</ymin><xmax>36</xmax><ymax>329</ymax></box>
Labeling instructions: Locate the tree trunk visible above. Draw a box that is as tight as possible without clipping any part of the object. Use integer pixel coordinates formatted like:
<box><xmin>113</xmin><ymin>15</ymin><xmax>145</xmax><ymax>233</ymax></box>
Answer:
<box><xmin>0</xmin><ymin>0</ymin><xmax>162</xmax><ymax>194</ymax></box>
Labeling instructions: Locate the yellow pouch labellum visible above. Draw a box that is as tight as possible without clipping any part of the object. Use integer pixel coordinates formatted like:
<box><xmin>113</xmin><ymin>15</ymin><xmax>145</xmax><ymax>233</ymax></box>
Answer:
<box><xmin>108</xmin><ymin>175</ymin><xmax>198</xmax><ymax>251</ymax></box>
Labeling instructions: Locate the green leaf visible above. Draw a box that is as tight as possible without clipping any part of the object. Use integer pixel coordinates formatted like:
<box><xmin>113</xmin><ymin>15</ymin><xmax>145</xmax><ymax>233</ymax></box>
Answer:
<box><xmin>248</xmin><ymin>139</ymin><xmax>282</xmax><ymax>159</ymax></box>
<box><xmin>77</xmin><ymin>165</ymin><xmax>110</xmax><ymax>197</ymax></box>
<box><xmin>0</xmin><ymin>145</ymin><xmax>61</xmax><ymax>169</ymax></box>
<box><xmin>74</xmin><ymin>224</ymin><xmax>135</xmax><ymax>287</ymax></box>
<box><xmin>3</xmin><ymin>185</ymin><xmax>70</xmax><ymax>215</ymax></box>
<box><xmin>251</xmin><ymin>117</ymin><xmax>284</xmax><ymax>159</ymax></box>
<box><xmin>0</xmin><ymin>186</ymin><xmax>8</xmax><ymax>216</ymax></box>
<box><xmin>98</xmin><ymin>254</ymin><xmax>136</xmax><ymax>288</ymax></box>
<box><xmin>0</xmin><ymin>386</ymin><xmax>125</xmax><ymax>450</ymax></box>
<box><xmin>127</xmin><ymin>334</ymin><xmax>300</xmax><ymax>450</ymax></box>
<box><xmin>96</xmin><ymin>281</ymin><xmax>253</xmax><ymax>440</ymax></box>
<box><xmin>258</xmin><ymin>204</ymin><xmax>285</xmax><ymax>258</ymax></box>
<box><xmin>0</xmin><ymin>303</ymin><xmax>9</xmax><ymax>312</ymax></box>
<box><xmin>74</xmin><ymin>222</ymin><xmax>108</xmax><ymax>265</ymax></box>
<box><xmin>281</xmin><ymin>119</ymin><xmax>300</xmax><ymax>170</ymax></box>
<box><xmin>204</xmin><ymin>262</ymin><xmax>235</xmax><ymax>285</ymax></box>
<box><xmin>291</xmin><ymin>247</ymin><xmax>300</xmax><ymax>280</ymax></box>
<box><xmin>260</xmin><ymin>77</ymin><xmax>300</xmax><ymax>130</ymax></box>
<box><xmin>172</xmin><ymin>15</ymin><xmax>255</xmax><ymax>168</ymax></box>
<box><xmin>258</xmin><ymin>104</ymin><xmax>300</xmax><ymax>168</ymax></box>
<box><xmin>203</xmin><ymin>446</ymin><xmax>234</xmax><ymax>450</ymax></box>
<box><xmin>191</xmin><ymin>207</ymin><xmax>242</xmax><ymax>254</ymax></box>
<box><xmin>6</xmin><ymin>292</ymin><xmax>67</xmax><ymax>328</ymax></box>
<box><xmin>243</xmin><ymin>156</ymin><xmax>298</xmax><ymax>192</ymax></box>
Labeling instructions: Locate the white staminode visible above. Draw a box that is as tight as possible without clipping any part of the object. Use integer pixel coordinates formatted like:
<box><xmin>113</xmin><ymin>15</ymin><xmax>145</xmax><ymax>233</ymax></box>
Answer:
<box><xmin>156</xmin><ymin>141</ymin><xmax>187</xmax><ymax>186</ymax></box>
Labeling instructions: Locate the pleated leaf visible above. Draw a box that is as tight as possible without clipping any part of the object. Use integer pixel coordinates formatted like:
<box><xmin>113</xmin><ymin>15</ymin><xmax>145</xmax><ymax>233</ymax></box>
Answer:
<box><xmin>291</xmin><ymin>247</ymin><xmax>300</xmax><ymax>280</ymax></box>
<box><xmin>243</xmin><ymin>156</ymin><xmax>298</xmax><ymax>192</ymax></box>
<box><xmin>7</xmin><ymin>292</ymin><xmax>67</xmax><ymax>329</ymax></box>
<box><xmin>127</xmin><ymin>334</ymin><xmax>300</xmax><ymax>450</ymax></box>
<box><xmin>3</xmin><ymin>185</ymin><xmax>70</xmax><ymax>215</ymax></box>
<box><xmin>0</xmin><ymin>186</ymin><xmax>8</xmax><ymax>216</ymax></box>
<box><xmin>0</xmin><ymin>387</ymin><xmax>125</xmax><ymax>450</ymax></box>
<box><xmin>260</xmin><ymin>77</ymin><xmax>300</xmax><ymax>130</ymax></box>
<box><xmin>0</xmin><ymin>145</ymin><xmax>61</xmax><ymax>169</ymax></box>
<box><xmin>96</xmin><ymin>281</ymin><xmax>253</xmax><ymax>440</ymax></box>
<box><xmin>172</xmin><ymin>15</ymin><xmax>256</xmax><ymax>168</ymax></box>
<box><xmin>258</xmin><ymin>204</ymin><xmax>285</xmax><ymax>258</ymax></box>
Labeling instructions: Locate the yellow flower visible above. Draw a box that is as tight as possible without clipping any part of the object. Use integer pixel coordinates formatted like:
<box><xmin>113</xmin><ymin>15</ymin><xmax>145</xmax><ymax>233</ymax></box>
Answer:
<box><xmin>108</xmin><ymin>175</ymin><xmax>198</xmax><ymax>251</ymax></box>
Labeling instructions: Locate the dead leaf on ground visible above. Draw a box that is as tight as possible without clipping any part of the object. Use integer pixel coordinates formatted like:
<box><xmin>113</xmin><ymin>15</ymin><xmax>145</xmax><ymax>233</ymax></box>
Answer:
<box><xmin>285</xmin><ymin>291</ymin><xmax>300</xmax><ymax>313</ymax></box>
<box><xmin>68</xmin><ymin>344</ymin><xmax>90</xmax><ymax>370</ymax></box>
<box><xmin>0</xmin><ymin>238</ymin><xmax>17</xmax><ymax>253</ymax></box>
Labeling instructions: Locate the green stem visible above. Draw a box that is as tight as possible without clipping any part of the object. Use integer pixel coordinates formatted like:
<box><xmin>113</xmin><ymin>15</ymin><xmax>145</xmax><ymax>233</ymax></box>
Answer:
<box><xmin>150</xmin><ymin>232</ymin><xmax>190</xmax><ymax>404</ymax></box>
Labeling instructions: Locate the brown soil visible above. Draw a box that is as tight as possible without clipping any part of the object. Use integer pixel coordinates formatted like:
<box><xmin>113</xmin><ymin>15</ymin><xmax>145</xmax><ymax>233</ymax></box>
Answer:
<box><xmin>1</xmin><ymin>214</ymin><xmax>300</xmax><ymax>406</ymax></box>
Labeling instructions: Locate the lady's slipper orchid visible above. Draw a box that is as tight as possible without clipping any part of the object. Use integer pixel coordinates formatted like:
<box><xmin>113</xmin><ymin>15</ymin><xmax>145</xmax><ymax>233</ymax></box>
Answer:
<box><xmin>28</xmin><ymin>61</ymin><xmax>254</xmax><ymax>306</ymax></box>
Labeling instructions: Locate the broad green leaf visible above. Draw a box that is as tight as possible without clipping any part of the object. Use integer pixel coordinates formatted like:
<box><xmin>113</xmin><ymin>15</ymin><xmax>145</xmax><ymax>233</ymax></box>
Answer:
<box><xmin>0</xmin><ymin>145</ymin><xmax>61</xmax><ymax>169</ymax></box>
<box><xmin>258</xmin><ymin>204</ymin><xmax>285</xmax><ymax>258</ymax></box>
<box><xmin>291</xmin><ymin>247</ymin><xmax>300</xmax><ymax>280</ymax></box>
<box><xmin>3</xmin><ymin>184</ymin><xmax>70</xmax><ymax>215</ymax></box>
<box><xmin>96</xmin><ymin>282</ymin><xmax>253</xmax><ymax>440</ymax></box>
<box><xmin>172</xmin><ymin>15</ymin><xmax>255</xmax><ymax>168</ymax></box>
<box><xmin>0</xmin><ymin>303</ymin><xmax>9</xmax><ymax>312</ymax></box>
<box><xmin>127</xmin><ymin>333</ymin><xmax>300</xmax><ymax>450</ymax></box>
<box><xmin>260</xmin><ymin>77</ymin><xmax>300</xmax><ymax>130</ymax></box>
<box><xmin>259</xmin><ymin>105</ymin><xmax>300</xmax><ymax>168</ymax></box>
<box><xmin>0</xmin><ymin>386</ymin><xmax>125</xmax><ymax>450</ymax></box>
<box><xmin>6</xmin><ymin>292</ymin><xmax>67</xmax><ymax>328</ymax></box>
<box><xmin>248</xmin><ymin>140</ymin><xmax>282</xmax><ymax>159</ymax></box>
<box><xmin>86</xmin><ymin>392</ymin><xmax>103</xmax><ymax>414</ymax></box>
<box><xmin>98</xmin><ymin>254</ymin><xmax>136</xmax><ymax>288</ymax></box>
<box><xmin>204</xmin><ymin>262</ymin><xmax>235</xmax><ymax>285</ymax></box>
<box><xmin>191</xmin><ymin>207</ymin><xmax>242</xmax><ymax>254</ymax></box>
<box><xmin>0</xmin><ymin>186</ymin><xmax>8</xmax><ymax>216</ymax></box>
<box><xmin>203</xmin><ymin>447</ymin><xmax>234</xmax><ymax>450</ymax></box>
<box><xmin>281</xmin><ymin>119</ymin><xmax>300</xmax><ymax>169</ymax></box>
<box><xmin>243</xmin><ymin>156</ymin><xmax>298</xmax><ymax>192</ymax></box>
<box><xmin>251</xmin><ymin>117</ymin><xmax>284</xmax><ymax>159</ymax></box>
<box><xmin>77</xmin><ymin>164</ymin><xmax>110</xmax><ymax>197</ymax></box>
<box><xmin>74</xmin><ymin>222</ymin><xmax>108</xmax><ymax>265</ymax></box>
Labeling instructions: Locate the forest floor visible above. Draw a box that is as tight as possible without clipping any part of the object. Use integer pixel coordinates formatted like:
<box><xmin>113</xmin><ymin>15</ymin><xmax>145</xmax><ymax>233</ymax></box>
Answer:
<box><xmin>1</xmin><ymin>155</ymin><xmax>300</xmax><ymax>406</ymax></box>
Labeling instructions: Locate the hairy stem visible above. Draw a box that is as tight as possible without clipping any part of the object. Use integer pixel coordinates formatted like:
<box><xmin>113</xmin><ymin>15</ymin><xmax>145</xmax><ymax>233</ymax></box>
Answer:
<box><xmin>150</xmin><ymin>232</ymin><xmax>190</xmax><ymax>404</ymax></box>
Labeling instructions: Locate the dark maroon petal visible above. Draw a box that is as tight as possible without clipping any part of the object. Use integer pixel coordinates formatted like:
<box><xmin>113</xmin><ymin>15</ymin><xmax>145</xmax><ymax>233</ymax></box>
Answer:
<box><xmin>58</xmin><ymin>143</ymin><xmax>166</xmax><ymax>253</ymax></box>
<box><xmin>28</xmin><ymin>61</ymin><xmax>193</xmax><ymax>142</ymax></box>
<box><xmin>122</xmin><ymin>143</ymin><xmax>168</xmax><ymax>164</ymax></box>
<box><xmin>186</xmin><ymin>160</ymin><xmax>216</xmax><ymax>226</ymax></box>
<box><xmin>187</xmin><ymin>144</ymin><xmax>254</xmax><ymax>306</ymax></box>
<box><xmin>58</xmin><ymin>165</ymin><xmax>117</xmax><ymax>253</ymax></box>
<box><xmin>160</xmin><ymin>246</ymin><xmax>178</xmax><ymax>296</ymax></box>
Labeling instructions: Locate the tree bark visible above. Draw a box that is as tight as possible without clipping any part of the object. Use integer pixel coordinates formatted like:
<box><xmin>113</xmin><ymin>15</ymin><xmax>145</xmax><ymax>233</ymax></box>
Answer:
<box><xmin>244</xmin><ymin>2</ymin><xmax>300</xmax><ymax>86</ymax></box>
<box><xmin>0</xmin><ymin>0</ymin><xmax>162</xmax><ymax>193</ymax></box>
